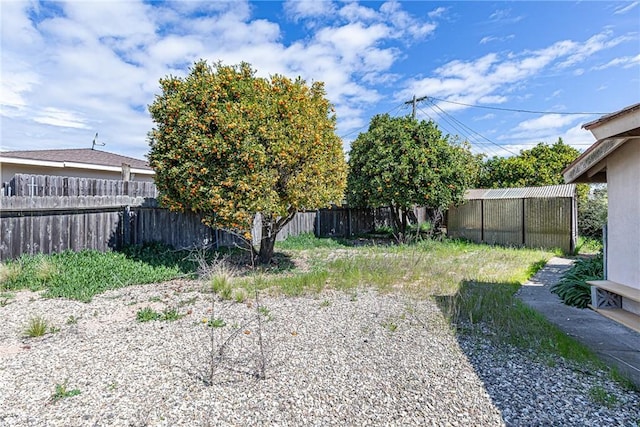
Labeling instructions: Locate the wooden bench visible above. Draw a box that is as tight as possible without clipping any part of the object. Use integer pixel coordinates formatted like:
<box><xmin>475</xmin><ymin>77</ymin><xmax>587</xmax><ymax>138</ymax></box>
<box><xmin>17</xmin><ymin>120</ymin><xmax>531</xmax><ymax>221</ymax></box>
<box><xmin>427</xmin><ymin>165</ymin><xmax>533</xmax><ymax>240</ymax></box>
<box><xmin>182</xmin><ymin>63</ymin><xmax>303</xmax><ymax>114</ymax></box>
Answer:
<box><xmin>588</xmin><ymin>280</ymin><xmax>640</xmax><ymax>333</ymax></box>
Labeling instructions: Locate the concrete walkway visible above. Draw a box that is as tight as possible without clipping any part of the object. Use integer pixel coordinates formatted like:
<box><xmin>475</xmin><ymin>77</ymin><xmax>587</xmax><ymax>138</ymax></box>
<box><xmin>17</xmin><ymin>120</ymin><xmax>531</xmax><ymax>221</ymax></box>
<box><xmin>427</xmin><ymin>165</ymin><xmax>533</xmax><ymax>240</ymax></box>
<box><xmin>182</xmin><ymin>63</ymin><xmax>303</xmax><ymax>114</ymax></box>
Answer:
<box><xmin>517</xmin><ymin>257</ymin><xmax>640</xmax><ymax>389</ymax></box>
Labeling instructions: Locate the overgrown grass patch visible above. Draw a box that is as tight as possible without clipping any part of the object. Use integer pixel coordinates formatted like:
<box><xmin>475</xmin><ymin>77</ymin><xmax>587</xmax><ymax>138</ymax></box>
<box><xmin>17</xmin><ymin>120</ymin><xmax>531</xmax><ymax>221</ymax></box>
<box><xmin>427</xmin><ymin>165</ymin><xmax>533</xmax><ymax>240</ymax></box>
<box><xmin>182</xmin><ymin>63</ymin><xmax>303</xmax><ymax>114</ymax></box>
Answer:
<box><xmin>437</xmin><ymin>281</ymin><xmax>596</xmax><ymax>364</ymax></box>
<box><xmin>275</xmin><ymin>232</ymin><xmax>352</xmax><ymax>250</ymax></box>
<box><xmin>0</xmin><ymin>246</ymin><xmax>193</xmax><ymax>302</ymax></box>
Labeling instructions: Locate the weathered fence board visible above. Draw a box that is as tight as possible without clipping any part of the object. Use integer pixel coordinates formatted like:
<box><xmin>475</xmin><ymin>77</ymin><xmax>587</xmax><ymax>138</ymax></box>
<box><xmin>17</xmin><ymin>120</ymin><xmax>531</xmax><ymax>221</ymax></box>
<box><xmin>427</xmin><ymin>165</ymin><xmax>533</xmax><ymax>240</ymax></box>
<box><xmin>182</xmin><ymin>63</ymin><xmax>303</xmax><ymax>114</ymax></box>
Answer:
<box><xmin>4</xmin><ymin>174</ymin><xmax>158</xmax><ymax>197</ymax></box>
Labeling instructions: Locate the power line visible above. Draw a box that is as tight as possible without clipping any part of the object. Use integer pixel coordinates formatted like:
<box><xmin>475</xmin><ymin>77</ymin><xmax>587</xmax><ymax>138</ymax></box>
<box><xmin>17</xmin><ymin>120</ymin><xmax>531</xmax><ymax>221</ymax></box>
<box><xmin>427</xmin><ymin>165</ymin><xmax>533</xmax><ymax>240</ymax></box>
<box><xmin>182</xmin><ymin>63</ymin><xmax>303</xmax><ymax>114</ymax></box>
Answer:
<box><xmin>338</xmin><ymin>101</ymin><xmax>408</xmax><ymax>140</ymax></box>
<box><xmin>410</xmin><ymin>95</ymin><xmax>608</xmax><ymax>115</ymax></box>
<box><xmin>425</xmin><ymin>100</ymin><xmax>519</xmax><ymax>156</ymax></box>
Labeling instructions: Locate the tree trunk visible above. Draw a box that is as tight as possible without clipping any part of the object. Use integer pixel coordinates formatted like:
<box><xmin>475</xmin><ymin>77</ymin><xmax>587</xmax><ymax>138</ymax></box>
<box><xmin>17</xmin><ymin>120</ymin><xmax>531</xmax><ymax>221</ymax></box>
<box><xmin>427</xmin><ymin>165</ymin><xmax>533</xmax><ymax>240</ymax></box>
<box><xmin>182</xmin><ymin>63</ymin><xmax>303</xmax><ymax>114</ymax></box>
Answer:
<box><xmin>257</xmin><ymin>209</ymin><xmax>297</xmax><ymax>264</ymax></box>
<box><xmin>390</xmin><ymin>204</ymin><xmax>409</xmax><ymax>243</ymax></box>
<box><xmin>258</xmin><ymin>233</ymin><xmax>276</xmax><ymax>265</ymax></box>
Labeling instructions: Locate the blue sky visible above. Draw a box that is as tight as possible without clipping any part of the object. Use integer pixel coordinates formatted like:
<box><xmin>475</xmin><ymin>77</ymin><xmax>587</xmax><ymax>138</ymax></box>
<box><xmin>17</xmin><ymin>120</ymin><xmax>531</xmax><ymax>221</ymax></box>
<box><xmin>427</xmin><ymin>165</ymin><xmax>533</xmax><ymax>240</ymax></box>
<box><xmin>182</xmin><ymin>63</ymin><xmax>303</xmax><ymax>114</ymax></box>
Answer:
<box><xmin>1</xmin><ymin>1</ymin><xmax>639</xmax><ymax>160</ymax></box>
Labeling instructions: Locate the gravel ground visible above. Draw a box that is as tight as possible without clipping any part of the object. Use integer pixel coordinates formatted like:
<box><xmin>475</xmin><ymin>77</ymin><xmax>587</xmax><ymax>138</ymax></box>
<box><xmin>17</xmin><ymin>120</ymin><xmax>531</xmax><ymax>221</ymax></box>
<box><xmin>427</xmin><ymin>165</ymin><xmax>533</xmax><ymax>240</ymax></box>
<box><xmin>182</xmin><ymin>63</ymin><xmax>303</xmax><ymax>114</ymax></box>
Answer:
<box><xmin>0</xmin><ymin>280</ymin><xmax>638</xmax><ymax>426</ymax></box>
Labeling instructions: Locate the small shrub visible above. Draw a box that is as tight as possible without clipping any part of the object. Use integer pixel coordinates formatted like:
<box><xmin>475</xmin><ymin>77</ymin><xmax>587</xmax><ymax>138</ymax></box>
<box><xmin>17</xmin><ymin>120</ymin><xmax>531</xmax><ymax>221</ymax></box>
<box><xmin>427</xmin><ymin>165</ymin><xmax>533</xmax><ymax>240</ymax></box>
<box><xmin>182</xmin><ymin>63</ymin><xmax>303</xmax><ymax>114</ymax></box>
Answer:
<box><xmin>211</xmin><ymin>273</ymin><xmax>234</xmax><ymax>299</ymax></box>
<box><xmin>50</xmin><ymin>380</ymin><xmax>81</xmax><ymax>403</ymax></box>
<box><xmin>233</xmin><ymin>289</ymin><xmax>247</xmax><ymax>303</ymax></box>
<box><xmin>0</xmin><ymin>263</ymin><xmax>22</xmax><ymax>288</ymax></box>
<box><xmin>551</xmin><ymin>254</ymin><xmax>603</xmax><ymax>308</ymax></box>
<box><xmin>136</xmin><ymin>307</ymin><xmax>161</xmax><ymax>322</ymax></box>
<box><xmin>24</xmin><ymin>316</ymin><xmax>49</xmax><ymax>338</ymax></box>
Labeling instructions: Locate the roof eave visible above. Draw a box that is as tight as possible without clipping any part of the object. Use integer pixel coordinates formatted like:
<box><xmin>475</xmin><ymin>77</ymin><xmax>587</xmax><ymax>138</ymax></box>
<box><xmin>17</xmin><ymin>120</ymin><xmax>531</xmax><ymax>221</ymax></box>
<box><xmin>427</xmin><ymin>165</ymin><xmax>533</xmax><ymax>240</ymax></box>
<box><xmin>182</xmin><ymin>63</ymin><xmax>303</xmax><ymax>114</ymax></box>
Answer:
<box><xmin>0</xmin><ymin>157</ymin><xmax>155</xmax><ymax>175</ymax></box>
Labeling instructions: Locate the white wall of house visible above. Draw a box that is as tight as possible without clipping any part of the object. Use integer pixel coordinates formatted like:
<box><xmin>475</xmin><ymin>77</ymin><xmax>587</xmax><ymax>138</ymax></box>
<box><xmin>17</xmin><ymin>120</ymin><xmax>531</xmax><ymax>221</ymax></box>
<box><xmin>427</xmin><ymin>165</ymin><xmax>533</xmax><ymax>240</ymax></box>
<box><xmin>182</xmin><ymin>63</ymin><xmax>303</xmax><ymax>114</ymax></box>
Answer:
<box><xmin>606</xmin><ymin>141</ymin><xmax>640</xmax><ymax>314</ymax></box>
<box><xmin>0</xmin><ymin>164</ymin><xmax>155</xmax><ymax>184</ymax></box>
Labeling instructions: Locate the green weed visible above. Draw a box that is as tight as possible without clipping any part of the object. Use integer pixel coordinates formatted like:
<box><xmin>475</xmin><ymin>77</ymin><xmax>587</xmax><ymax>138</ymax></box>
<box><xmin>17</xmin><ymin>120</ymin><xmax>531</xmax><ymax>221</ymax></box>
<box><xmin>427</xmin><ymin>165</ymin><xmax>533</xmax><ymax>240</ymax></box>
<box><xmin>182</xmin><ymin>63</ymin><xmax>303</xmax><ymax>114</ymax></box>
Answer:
<box><xmin>136</xmin><ymin>306</ymin><xmax>183</xmax><ymax>322</ymax></box>
<box><xmin>207</xmin><ymin>318</ymin><xmax>226</xmax><ymax>328</ymax></box>
<box><xmin>588</xmin><ymin>385</ymin><xmax>618</xmax><ymax>408</ymax></box>
<box><xmin>136</xmin><ymin>307</ymin><xmax>161</xmax><ymax>322</ymax></box>
<box><xmin>50</xmin><ymin>380</ymin><xmax>81</xmax><ymax>403</ymax></box>
<box><xmin>66</xmin><ymin>315</ymin><xmax>79</xmax><ymax>325</ymax></box>
<box><xmin>23</xmin><ymin>316</ymin><xmax>49</xmax><ymax>338</ymax></box>
<box><xmin>258</xmin><ymin>305</ymin><xmax>273</xmax><ymax>321</ymax></box>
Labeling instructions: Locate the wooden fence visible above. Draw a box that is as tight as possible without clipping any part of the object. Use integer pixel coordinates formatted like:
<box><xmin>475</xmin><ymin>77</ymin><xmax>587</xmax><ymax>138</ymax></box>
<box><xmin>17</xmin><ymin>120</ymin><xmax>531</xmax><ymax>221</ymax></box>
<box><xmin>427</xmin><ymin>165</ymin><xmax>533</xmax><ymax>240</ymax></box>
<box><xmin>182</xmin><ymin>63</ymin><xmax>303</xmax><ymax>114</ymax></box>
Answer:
<box><xmin>0</xmin><ymin>195</ymin><xmax>385</xmax><ymax>261</ymax></box>
<box><xmin>3</xmin><ymin>174</ymin><xmax>158</xmax><ymax>197</ymax></box>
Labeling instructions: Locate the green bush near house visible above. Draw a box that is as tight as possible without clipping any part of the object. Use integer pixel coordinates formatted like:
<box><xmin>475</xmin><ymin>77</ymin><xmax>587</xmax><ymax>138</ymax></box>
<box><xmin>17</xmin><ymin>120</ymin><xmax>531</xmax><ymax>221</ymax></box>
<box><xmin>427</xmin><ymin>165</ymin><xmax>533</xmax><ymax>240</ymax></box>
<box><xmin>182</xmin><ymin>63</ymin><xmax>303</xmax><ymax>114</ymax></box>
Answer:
<box><xmin>551</xmin><ymin>253</ymin><xmax>604</xmax><ymax>308</ymax></box>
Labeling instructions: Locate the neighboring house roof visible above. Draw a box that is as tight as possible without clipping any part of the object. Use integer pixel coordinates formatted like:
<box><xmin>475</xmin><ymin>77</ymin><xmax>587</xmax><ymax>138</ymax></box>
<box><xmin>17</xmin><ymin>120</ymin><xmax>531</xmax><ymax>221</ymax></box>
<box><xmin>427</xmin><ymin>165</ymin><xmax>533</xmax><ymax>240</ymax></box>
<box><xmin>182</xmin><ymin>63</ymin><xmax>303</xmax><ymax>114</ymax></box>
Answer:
<box><xmin>0</xmin><ymin>149</ymin><xmax>154</xmax><ymax>175</ymax></box>
<box><xmin>464</xmin><ymin>184</ymin><xmax>576</xmax><ymax>200</ymax></box>
<box><xmin>563</xmin><ymin>103</ymin><xmax>640</xmax><ymax>184</ymax></box>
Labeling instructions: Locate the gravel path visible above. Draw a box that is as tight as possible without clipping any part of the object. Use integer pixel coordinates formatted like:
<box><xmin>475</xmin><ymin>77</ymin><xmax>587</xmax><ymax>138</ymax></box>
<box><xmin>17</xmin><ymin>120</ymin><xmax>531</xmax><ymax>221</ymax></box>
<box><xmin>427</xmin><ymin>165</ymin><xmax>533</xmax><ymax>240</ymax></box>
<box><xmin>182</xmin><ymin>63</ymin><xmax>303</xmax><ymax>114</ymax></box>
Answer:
<box><xmin>0</xmin><ymin>280</ymin><xmax>638</xmax><ymax>426</ymax></box>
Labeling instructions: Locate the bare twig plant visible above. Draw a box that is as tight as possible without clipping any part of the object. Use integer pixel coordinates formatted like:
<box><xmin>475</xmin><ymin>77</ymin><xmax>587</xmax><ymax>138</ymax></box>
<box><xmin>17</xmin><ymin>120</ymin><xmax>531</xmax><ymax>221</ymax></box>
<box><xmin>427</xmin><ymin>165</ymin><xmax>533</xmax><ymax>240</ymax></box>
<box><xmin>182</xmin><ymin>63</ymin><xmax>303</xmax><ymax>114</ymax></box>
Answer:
<box><xmin>185</xmin><ymin>233</ymin><xmax>272</xmax><ymax>385</ymax></box>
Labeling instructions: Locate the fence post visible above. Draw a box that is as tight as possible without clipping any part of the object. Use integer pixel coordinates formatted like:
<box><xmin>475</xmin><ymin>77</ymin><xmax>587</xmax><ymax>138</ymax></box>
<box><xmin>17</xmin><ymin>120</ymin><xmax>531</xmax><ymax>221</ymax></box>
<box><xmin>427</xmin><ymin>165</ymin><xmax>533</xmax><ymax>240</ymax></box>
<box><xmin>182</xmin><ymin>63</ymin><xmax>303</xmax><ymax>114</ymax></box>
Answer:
<box><xmin>123</xmin><ymin>205</ymin><xmax>131</xmax><ymax>247</ymax></box>
<box><xmin>315</xmin><ymin>210</ymin><xmax>321</xmax><ymax>237</ymax></box>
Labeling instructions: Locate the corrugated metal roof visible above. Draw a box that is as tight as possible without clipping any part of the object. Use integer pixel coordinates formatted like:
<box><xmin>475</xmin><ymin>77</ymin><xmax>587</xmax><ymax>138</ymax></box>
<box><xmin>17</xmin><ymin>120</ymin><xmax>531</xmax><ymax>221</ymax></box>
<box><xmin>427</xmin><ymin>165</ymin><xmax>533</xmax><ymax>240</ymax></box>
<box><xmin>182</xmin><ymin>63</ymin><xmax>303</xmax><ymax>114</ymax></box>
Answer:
<box><xmin>464</xmin><ymin>184</ymin><xmax>576</xmax><ymax>200</ymax></box>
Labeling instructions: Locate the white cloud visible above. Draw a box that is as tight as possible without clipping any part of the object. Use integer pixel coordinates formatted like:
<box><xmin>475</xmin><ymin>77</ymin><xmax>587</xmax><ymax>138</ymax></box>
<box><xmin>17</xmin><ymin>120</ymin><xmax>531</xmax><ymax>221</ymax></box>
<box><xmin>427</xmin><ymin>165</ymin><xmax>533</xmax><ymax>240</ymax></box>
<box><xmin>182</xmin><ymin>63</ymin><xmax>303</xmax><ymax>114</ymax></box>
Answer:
<box><xmin>284</xmin><ymin>0</ymin><xmax>336</xmax><ymax>21</ymax></box>
<box><xmin>2</xmin><ymin>0</ymin><xmax>439</xmax><ymax>158</ymax></box>
<box><xmin>474</xmin><ymin>113</ymin><xmax>496</xmax><ymax>121</ymax></box>
<box><xmin>380</xmin><ymin>1</ymin><xmax>436</xmax><ymax>39</ymax></box>
<box><xmin>480</xmin><ymin>36</ymin><xmax>497</xmax><ymax>44</ymax></box>
<box><xmin>480</xmin><ymin>34</ymin><xmax>514</xmax><ymax>44</ymax></box>
<box><xmin>398</xmin><ymin>30</ymin><xmax>632</xmax><ymax>113</ymax></box>
<box><xmin>514</xmin><ymin>114</ymin><xmax>585</xmax><ymax>133</ymax></box>
<box><xmin>33</xmin><ymin>108</ymin><xmax>90</xmax><ymax>129</ymax></box>
<box><xmin>488</xmin><ymin>9</ymin><xmax>523</xmax><ymax>24</ymax></box>
<box><xmin>593</xmin><ymin>54</ymin><xmax>640</xmax><ymax>70</ymax></box>
<box><xmin>546</xmin><ymin>90</ymin><xmax>562</xmax><ymax>100</ymax></box>
<box><xmin>428</xmin><ymin>7</ymin><xmax>447</xmax><ymax>19</ymax></box>
<box><xmin>557</xmin><ymin>124</ymin><xmax>597</xmax><ymax>149</ymax></box>
<box><xmin>613</xmin><ymin>2</ymin><xmax>639</xmax><ymax>14</ymax></box>
<box><xmin>556</xmin><ymin>31</ymin><xmax>634</xmax><ymax>68</ymax></box>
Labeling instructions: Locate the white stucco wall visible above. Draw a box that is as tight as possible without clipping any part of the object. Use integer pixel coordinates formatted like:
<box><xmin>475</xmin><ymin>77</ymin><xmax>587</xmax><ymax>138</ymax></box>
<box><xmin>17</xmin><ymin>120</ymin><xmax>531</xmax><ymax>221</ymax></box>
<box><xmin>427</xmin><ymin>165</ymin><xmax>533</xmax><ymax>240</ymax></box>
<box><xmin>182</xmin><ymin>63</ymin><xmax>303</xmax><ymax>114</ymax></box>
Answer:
<box><xmin>606</xmin><ymin>141</ymin><xmax>640</xmax><ymax>293</ymax></box>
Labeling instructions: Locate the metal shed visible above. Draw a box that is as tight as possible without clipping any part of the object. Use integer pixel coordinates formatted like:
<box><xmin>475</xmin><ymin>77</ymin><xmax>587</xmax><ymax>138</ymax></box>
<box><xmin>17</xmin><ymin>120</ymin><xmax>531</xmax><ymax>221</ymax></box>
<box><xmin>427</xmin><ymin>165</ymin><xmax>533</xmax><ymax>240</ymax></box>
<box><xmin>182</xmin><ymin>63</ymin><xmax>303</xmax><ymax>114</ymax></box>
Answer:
<box><xmin>447</xmin><ymin>184</ymin><xmax>577</xmax><ymax>253</ymax></box>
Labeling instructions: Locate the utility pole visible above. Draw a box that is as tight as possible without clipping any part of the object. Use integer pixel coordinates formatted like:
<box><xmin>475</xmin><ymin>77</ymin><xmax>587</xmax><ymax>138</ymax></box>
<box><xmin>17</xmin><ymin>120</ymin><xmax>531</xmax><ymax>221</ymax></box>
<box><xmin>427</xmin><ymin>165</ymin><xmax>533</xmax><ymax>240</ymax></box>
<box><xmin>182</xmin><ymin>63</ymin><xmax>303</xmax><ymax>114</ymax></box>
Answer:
<box><xmin>404</xmin><ymin>95</ymin><xmax>428</xmax><ymax>119</ymax></box>
<box><xmin>412</xmin><ymin>95</ymin><xmax>416</xmax><ymax>119</ymax></box>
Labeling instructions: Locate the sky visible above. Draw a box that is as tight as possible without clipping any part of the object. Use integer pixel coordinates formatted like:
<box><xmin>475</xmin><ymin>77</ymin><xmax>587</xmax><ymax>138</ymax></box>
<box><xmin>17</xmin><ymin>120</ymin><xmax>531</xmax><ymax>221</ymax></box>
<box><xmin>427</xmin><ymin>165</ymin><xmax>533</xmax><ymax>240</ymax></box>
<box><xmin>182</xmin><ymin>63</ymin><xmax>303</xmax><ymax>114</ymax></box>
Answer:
<box><xmin>1</xmin><ymin>1</ymin><xmax>639</xmax><ymax>161</ymax></box>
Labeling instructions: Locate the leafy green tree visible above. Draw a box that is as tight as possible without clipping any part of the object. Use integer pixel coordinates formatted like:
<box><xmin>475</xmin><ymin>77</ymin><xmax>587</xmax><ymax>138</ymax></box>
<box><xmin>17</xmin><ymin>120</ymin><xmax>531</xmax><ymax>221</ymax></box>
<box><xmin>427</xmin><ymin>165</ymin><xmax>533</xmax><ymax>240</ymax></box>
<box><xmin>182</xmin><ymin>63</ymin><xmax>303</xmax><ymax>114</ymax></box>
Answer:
<box><xmin>148</xmin><ymin>60</ymin><xmax>347</xmax><ymax>263</ymax></box>
<box><xmin>347</xmin><ymin>114</ymin><xmax>478</xmax><ymax>242</ymax></box>
<box><xmin>578</xmin><ymin>185</ymin><xmax>607</xmax><ymax>239</ymax></box>
<box><xmin>478</xmin><ymin>138</ymin><xmax>580</xmax><ymax>188</ymax></box>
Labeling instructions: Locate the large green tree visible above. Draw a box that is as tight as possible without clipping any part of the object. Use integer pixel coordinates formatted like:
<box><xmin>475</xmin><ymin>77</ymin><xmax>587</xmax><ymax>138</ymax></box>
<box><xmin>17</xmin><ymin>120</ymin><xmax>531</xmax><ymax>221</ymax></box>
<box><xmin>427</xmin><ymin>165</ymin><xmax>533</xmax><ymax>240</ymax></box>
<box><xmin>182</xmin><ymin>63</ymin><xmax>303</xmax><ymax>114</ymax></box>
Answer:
<box><xmin>347</xmin><ymin>114</ymin><xmax>478</xmax><ymax>242</ymax></box>
<box><xmin>478</xmin><ymin>138</ymin><xmax>580</xmax><ymax>188</ymax></box>
<box><xmin>148</xmin><ymin>60</ymin><xmax>347</xmax><ymax>263</ymax></box>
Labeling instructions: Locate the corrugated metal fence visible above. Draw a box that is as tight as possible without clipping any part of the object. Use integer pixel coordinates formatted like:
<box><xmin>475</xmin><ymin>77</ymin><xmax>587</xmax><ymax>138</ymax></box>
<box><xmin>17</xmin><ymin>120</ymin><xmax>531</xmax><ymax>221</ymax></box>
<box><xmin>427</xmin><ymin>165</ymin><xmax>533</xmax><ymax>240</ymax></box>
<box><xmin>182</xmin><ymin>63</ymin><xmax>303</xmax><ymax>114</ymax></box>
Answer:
<box><xmin>447</xmin><ymin>185</ymin><xmax>577</xmax><ymax>253</ymax></box>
